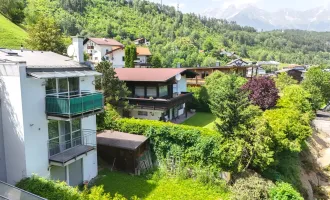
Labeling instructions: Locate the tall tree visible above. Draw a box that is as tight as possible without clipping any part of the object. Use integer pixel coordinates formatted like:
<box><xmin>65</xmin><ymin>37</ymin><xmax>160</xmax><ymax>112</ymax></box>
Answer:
<box><xmin>206</xmin><ymin>71</ymin><xmax>274</xmax><ymax>171</ymax></box>
<box><xmin>302</xmin><ymin>67</ymin><xmax>330</xmax><ymax>110</ymax></box>
<box><xmin>26</xmin><ymin>17</ymin><xmax>67</xmax><ymax>54</ymax></box>
<box><xmin>150</xmin><ymin>54</ymin><xmax>162</xmax><ymax>68</ymax></box>
<box><xmin>95</xmin><ymin>60</ymin><xmax>130</xmax><ymax>109</ymax></box>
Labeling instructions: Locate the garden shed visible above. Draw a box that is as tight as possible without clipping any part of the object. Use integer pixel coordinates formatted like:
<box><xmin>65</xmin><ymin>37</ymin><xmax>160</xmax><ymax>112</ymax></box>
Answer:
<box><xmin>97</xmin><ymin>130</ymin><xmax>151</xmax><ymax>174</ymax></box>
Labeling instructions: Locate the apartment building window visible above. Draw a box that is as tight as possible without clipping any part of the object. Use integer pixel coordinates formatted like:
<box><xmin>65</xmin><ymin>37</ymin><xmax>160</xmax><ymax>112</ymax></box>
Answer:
<box><xmin>147</xmin><ymin>87</ymin><xmax>157</xmax><ymax>97</ymax></box>
<box><xmin>138</xmin><ymin>111</ymin><xmax>148</xmax><ymax>116</ymax></box>
<box><xmin>135</xmin><ymin>86</ymin><xmax>144</xmax><ymax>97</ymax></box>
<box><xmin>48</xmin><ymin>119</ymin><xmax>82</xmax><ymax>156</ymax></box>
<box><xmin>46</xmin><ymin>79</ymin><xmax>56</xmax><ymax>94</ymax></box>
<box><xmin>159</xmin><ymin>85</ymin><xmax>168</xmax><ymax>97</ymax></box>
<box><xmin>46</xmin><ymin>78</ymin><xmax>79</xmax><ymax>96</ymax></box>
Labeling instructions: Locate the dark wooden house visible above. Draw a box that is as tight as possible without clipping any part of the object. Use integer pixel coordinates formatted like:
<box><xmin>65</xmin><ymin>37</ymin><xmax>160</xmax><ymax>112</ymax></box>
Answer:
<box><xmin>115</xmin><ymin>68</ymin><xmax>197</xmax><ymax>121</ymax></box>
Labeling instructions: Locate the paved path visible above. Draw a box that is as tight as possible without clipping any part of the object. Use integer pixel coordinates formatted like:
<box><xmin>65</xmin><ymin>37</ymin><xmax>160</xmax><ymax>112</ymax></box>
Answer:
<box><xmin>313</xmin><ymin>117</ymin><xmax>330</xmax><ymax>168</ymax></box>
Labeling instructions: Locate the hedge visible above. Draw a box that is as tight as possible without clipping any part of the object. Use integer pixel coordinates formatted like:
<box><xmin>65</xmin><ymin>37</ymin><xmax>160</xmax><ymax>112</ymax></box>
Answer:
<box><xmin>102</xmin><ymin>116</ymin><xmax>244</xmax><ymax>172</ymax></box>
<box><xmin>16</xmin><ymin>175</ymin><xmax>129</xmax><ymax>200</ymax></box>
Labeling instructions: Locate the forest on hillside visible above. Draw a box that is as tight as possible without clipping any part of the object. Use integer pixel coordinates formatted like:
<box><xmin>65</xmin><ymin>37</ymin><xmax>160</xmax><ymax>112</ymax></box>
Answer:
<box><xmin>1</xmin><ymin>0</ymin><xmax>330</xmax><ymax>67</ymax></box>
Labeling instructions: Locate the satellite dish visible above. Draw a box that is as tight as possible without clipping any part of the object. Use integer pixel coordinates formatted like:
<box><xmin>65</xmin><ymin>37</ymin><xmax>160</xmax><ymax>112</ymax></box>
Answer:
<box><xmin>175</xmin><ymin>73</ymin><xmax>182</xmax><ymax>81</ymax></box>
<box><xmin>67</xmin><ymin>45</ymin><xmax>75</xmax><ymax>57</ymax></box>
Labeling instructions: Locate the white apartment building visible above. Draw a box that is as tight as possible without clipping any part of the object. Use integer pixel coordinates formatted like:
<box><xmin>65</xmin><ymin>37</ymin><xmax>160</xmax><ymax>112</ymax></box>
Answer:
<box><xmin>0</xmin><ymin>37</ymin><xmax>103</xmax><ymax>186</ymax></box>
<box><xmin>83</xmin><ymin>38</ymin><xmax>125</xmax><ymax>68</ymax></box>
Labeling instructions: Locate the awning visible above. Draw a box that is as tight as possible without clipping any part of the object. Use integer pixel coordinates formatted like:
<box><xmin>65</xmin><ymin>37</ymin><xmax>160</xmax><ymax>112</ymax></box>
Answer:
<box><xmin>28</xmin><ymin>70</ymin><xmax>102</xmax><ymax>79</ymax></box>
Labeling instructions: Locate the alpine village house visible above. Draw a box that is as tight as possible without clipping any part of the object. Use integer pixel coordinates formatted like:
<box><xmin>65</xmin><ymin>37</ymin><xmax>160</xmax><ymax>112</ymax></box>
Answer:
<box><xmin>115</xmin><ymin>68</ymin><xmax>197</xmax><ymax>121</ymax></box>
<box><xmin>0</xmin><ymin>37</ymin><xmax>104</xmax><ymax>186</ymax></box>
<box><xmin>83</xmin><ymin>37</ymin><xmax>152</xmax><ymax>68</ymax></box>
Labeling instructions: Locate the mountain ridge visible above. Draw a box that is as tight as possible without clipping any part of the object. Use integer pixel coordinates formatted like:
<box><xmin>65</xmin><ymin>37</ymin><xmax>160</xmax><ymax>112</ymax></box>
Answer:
<box><xmin>203</xmin><ymin>4</ymin><xmax>330</xmax><ymax>31</ymax></box>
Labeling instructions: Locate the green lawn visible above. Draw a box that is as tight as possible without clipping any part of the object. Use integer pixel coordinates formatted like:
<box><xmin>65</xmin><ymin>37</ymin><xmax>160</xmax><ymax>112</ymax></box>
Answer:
<box><xmin>0</xmin><ymin>14</ymin><xmax>27</xmax><ymax>49</ymax></box>
<box><xmin>182</xmin><ymin>112</ymin><xmax>216</xmax><ymax>130</ymax></box>
<box><xmin>94</xmin><ymin>170</ymin><xmax>229</xmax><ymax>200</ymax></box>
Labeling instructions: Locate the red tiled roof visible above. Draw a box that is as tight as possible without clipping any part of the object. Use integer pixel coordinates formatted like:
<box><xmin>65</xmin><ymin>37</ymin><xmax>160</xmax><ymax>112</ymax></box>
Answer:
<box><xmin>88</xmin><ymin>38</ymin><xmax>123</xmax><ymax>46</ymax></box>
<box><xmin>115</xmin><ymin>68</ymin><xmax>195</xmax><ymax>82</ymax></box>
<box><xmin>106</xmin><ymin>46</ymin><xmax>124</xmax><ymax>55</ymax></box>
<box><xmin>136</xmin><ymin>47</ymin><xmax>151</xmax><ymax>56</ymax></box>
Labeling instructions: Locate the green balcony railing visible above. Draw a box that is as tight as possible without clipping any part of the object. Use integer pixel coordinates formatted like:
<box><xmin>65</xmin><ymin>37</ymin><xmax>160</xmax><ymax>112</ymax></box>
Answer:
<box><xmin>46</xmin><ymin>91</ymin><xmax>104</xmax><ymax>117</ymax></box>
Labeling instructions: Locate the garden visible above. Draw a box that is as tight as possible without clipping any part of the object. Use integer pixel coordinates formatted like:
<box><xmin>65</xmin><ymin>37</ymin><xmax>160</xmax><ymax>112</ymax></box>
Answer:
<box><xmin>16</xmin><ymin>66</ymin><xmax>330</xmax><ymax>200</ymax></box>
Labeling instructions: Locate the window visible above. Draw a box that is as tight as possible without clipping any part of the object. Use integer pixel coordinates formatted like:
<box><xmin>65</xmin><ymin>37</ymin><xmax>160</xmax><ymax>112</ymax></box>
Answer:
<box><xmin>46</xmin><ymin>79</ymin><xmax>56</xmax><ymax>94</ymax></box>
<box><xmin>138</xmin><ymin>111</ymin><xmax>148</xmax><ymax>116</ymax></box>
<box><xmin>68</xmin><ymin>77</ymin><xmax>79</xmax><ymax>95</ymax></box>
<box><xmin>135</xmin><ymin>86</ymin><xmax>144</xmax><ymax>97</ymax></box>
<box><xmin>177</xmin><ymin>104</ymin><xmax>184</xmax><ymax>110</ymax></box>
<box><xmin>159</xmin><ymin>85</ymin><xmax>168</xmax><ymax>97</ymax></box>
<box><xmin>105</xmin><ymin>49</ymin><xmax>109</xmax><ymax>54</ymax></box>
<box><xmin>94</xmin><ymin>57</ymin><xmax>98</xmax><ymax>61</ymax></box>
<box><xmin>122</xmin><ymin>56</ymin><xmax>125</xmax><ymax>61</ymax></box>
<box><xmin>105</xmin><ymin>56</ymin><xmax>109</xmax><ymax>60</ymax></box>
<box><xmin>147</xmin><ymin>87</ymin><xmax>157</xmax><ymax>97</ymax></box>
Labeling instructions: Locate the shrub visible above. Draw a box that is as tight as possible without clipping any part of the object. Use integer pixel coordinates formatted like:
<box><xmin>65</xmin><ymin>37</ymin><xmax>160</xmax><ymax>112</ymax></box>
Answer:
<box><xmin>269</xmin><ymin>182</ymin><xmax>303</xmax><ymax>200</ymax></box>
<box><xmin>231</xmin><ymin>173</ymin><xmax>274</xmax><ymax>200</ymax></box>
<box><xmin>16</xmin><ymin>175</ymin><xmax>128</xmax><ymax>200</ymax></box>
<box><xmin>187</xmin><ymin>86</ymin><xmax>210</xmax><ymax>112</ymax></box>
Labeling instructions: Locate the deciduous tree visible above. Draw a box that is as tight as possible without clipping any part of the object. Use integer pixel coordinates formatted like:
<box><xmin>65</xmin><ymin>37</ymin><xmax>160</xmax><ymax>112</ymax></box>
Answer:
<box><xmin>242</xmin><ymin>76</ymin><xmax>279</xmax><ymax>110</ymax></box>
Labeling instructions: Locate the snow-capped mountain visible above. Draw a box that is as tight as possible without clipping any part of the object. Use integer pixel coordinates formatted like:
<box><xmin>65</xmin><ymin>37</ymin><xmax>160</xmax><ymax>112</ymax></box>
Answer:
<box><xmin>203</xmin><ymin>4</ymin><xmax>330</xmax><ymax>31</ymax></box>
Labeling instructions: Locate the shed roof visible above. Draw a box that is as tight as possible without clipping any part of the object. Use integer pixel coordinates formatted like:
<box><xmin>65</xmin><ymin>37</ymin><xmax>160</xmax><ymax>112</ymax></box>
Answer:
<box><xmin>115</xmin><ymin>68</ymin><xmax>197</xmax><ymax>82</ymax></box>
<box><xmin>86</xmin><ymin>38</ymin><xmax>124</xmax><ymax>46</ymax></box>
<box><xmin>97</xmin><ymin>130</ymin><xmax>148</xmax><ymax>150</ymax></box>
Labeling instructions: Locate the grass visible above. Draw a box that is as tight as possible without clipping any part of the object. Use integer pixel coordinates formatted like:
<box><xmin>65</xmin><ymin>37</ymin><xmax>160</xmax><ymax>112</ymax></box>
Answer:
<box><xmin>94</xmin><ymin>169</ymin><xmax>229</xmax><ymax>200</ymax></box>
<box><xmin>182</xmin><ymin>112</ymin><xmax>216</xmax><ymax>130</ymax></box>
<box><xmin>0</xmin><ymin>14</ymin><xmax>27</xmax><ymax>49</ymax></box>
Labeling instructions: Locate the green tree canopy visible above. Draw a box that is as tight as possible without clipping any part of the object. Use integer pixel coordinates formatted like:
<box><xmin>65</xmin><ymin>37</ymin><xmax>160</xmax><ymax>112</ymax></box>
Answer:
<box><xmin>95</xmin><ymin>60</ymin><xmax>130</xmax><ymax>109</ymax></box>
<box><xmin>274</xmin><ymin>72</ymin><xmax>298</xmax><ymax>92</ymax></box>
<box><xmin>26</xmin><ymin>16</ymin><xmax>67</xmax><ymax>54</ymax></box>
<box><xmin>302</xmin><ymin>67</ymin><xmax>330</xmax><ymax>110</ymax></box>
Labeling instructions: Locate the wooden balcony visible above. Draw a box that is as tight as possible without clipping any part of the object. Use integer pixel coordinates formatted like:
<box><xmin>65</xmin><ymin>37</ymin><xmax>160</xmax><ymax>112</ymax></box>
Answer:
<box><xmin>126</xmin><ymin>92</ymin><xmax>193</xmax><ymax>110</ymax></box>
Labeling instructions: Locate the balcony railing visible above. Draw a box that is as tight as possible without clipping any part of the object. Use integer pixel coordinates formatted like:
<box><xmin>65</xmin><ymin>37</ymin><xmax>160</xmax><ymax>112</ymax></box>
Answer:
<box><xmin>48</xmin><ymin>130</ymin><xmax>96</xmax><ymax>165</ymax></box>
<box><xmin>46</xmin><ymin>91</ymin><xmax>104</xmax><ymax>118</ymax></box>
<box><xmin>126</xmin><ymin>92</ymin><xmax>193</xmax><ymax>110</ymax></box>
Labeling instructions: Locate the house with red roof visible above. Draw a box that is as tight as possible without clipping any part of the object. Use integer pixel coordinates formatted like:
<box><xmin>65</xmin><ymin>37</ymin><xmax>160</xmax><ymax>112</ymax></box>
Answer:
<box><xmin>115</xmin><ymin>68</ymin><xmax>197</xmax><ymax>121</ymax></box>
<box><xmin>83</xmin><ymin>37</ymin><xmax>125</xmax><ymax>68</ymax></box>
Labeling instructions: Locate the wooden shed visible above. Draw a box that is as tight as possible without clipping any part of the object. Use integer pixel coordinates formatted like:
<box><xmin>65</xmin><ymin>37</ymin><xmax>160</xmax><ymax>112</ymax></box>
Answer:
<box><xmin>97</xmin><ymin>131</ymin><xmax>150</xmax><ymax>173</ymax></box>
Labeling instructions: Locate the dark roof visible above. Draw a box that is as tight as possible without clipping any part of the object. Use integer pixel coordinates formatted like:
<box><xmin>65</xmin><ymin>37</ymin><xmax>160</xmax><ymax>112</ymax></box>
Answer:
<box><xmin>97</xmin><ymin>130</ymin><xmax>148</xmax><ymax>150</ymax></box>
<box><xmin>85</xmin><ymin>38</ymin><xmax>124</xmax><ymax>46</ymax></box>
<box><xmin>227</xmin><ymin>58</ymin><xmax>249</xmax><ymax>65</ymax></box>
<box><xmin>115</xmin><ymin>68</ymin><xmax>197</xmax><ymax>82</ymax></box>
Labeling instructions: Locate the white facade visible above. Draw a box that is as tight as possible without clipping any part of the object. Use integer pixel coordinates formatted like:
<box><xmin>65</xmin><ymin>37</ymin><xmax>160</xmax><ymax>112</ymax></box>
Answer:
<box><xmin>136</xmin><ymin>55</ymin><xmax>148</xmax><ymax>64</ymax></box>
<box><xmin>84</xmin><ymin>40</ymin><xmax>125</xmax><ymax>68</ymax></box>
<box><xmin>108</xmin><ymin>50</ymin><xmax>125</xmax><ymax>68</ymax></box>
<box><xmin>0</xmin><ymin>63</ymin><xmax>99</xmax><ymax>185</ymax></box>
<box><xmin>0</xmin><ymin>38</ymin><xmax>101</xmax><ymax>186</ymax></box>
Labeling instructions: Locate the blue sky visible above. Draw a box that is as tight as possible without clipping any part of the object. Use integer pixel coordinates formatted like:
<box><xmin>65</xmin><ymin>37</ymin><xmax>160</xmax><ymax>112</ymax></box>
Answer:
<box><xmin>148</xmin><ymin>0</ymin><xmax>329</xmax><ymax>13</ymax></box>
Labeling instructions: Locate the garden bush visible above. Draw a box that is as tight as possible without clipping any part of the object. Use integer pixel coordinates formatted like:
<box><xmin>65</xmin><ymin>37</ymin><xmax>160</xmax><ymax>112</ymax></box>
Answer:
<box><xmin>16</xmin><ymin>175</ymin><xmax>129</xmax><ymax>200</ymax></box>
<box><xmin>269</xmin><ymin>182</ymin><xmax>303</xmax><ymax>200</ymax></box>
<box><xmin>231</xmin><ymin>173</ymin><xmax>274</xmax><ymax>200</ymax></box>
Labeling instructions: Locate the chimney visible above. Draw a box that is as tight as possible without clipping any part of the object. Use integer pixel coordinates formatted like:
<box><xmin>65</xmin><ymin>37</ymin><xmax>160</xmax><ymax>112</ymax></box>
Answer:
<box><xmin>177</xmin><ymin>63</ymin><xmax>181</xmax><ymax>68</ymax></box>
<box><xmin>72</xmin><ymin>36</ymin><xmax>84</xmax><ymax>63</ymax></box>
<box><xmin>215</xmin><ymin>61</ymin><xmax>220</xmax><ymax>67</ymax></box>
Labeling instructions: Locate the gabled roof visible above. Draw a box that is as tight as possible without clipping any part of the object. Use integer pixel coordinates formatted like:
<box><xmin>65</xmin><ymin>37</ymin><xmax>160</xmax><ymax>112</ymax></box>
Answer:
<box><xmin>227</xmin><ymin>58</ymin><xmax>249</xmax><ymax>66</ymax></box>
<box><xmin>85</xmin><ymin>38</ymin><xmax>124</xmax><ymax>46</ymax></box>
<box><xmin>115</xmin><ymin>68</ymin><xmax>197</xmax><ymax>82</ymax></box>
<box><xmin>136</xmin><ymin>47</ymin><xmax>151</xmax><ymax>56</ymax></box>
<box><xmin>106</xmin><ymin>46</ymin><xmax>124</xmax><ymax>55</ymax></box>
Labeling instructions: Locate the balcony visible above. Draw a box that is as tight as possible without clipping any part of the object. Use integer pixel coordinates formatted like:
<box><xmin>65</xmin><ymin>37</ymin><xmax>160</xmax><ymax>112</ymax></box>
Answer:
<box><xmin>46</xmin><ymin>91</ymin><xmax>104</xmax><ymax>120</ymax></box>
<box><xmin>126</xmin><ymin>92</ymin><xmax>193</xmax><ymax>110</ymax></box>
<box><xmin>48</xmin><ymin>130</ymin><xmax>96</xmax><ymax>166</ymax></box>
